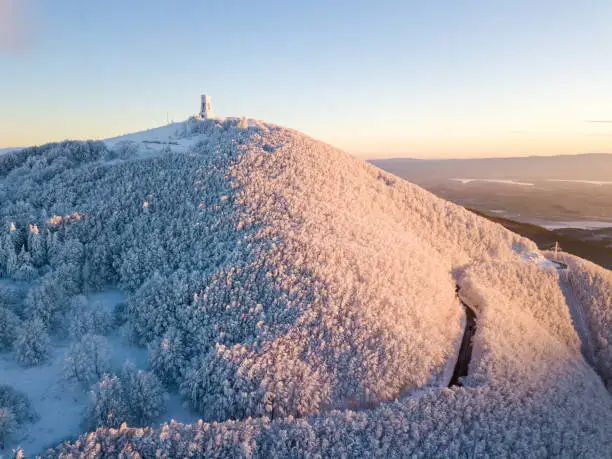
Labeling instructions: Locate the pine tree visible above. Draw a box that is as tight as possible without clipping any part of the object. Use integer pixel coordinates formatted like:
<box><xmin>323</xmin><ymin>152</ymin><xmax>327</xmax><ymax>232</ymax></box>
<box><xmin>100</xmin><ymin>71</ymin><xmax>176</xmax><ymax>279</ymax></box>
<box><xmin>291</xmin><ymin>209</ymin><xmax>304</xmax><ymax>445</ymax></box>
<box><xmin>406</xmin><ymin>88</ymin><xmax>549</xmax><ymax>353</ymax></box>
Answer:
<box><xmin>4</xmin><ymin>238</ymin><xmax>17</xmax><ymax>280</ymax></box>
<box><xmin>14</xmin><ymin>247</ymin><xmax>36</xmax><ymax>281</ymax></box>
<box><xmin>0</xmin><ymin>238</ymin><xmax>7</xmax><ymax>276</ymax></box>
<box><xmin>28</xmin><ymin>227</ymin><xmax>47</xmax><ymax>267</ymax></box>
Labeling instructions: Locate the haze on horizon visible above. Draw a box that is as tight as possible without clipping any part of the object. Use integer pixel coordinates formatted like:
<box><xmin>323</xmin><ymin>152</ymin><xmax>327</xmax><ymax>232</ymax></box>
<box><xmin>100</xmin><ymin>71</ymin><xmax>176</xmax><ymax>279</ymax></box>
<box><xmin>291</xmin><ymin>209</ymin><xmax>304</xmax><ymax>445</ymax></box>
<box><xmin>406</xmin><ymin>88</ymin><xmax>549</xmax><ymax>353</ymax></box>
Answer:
<box><xmin>1</xmin><ymin>0</ymin><xmax>612</xmax><ymax>159</ymax></box>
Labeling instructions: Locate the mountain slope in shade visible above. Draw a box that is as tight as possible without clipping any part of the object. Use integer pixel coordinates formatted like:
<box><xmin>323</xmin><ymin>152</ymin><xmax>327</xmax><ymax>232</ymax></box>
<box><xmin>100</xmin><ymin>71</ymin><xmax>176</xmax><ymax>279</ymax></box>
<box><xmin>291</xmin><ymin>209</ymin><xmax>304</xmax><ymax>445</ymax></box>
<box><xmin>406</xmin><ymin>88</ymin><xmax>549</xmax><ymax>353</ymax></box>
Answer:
<box><xmin>0</xmin><ymin>117</ymin><xmax>610</xmax><ymax>457</ymax></box>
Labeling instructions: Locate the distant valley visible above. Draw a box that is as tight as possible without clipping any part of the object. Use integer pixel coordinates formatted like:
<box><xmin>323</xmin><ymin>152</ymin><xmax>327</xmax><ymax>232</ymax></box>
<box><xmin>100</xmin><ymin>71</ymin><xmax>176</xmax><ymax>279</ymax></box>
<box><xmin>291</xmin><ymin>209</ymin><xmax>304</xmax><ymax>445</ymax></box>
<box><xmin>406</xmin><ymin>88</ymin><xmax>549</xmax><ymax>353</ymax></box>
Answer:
<box><xmin>372</xmin><ymin>153</ymin><xmax>612</xmax><ymax>239</ymax></box>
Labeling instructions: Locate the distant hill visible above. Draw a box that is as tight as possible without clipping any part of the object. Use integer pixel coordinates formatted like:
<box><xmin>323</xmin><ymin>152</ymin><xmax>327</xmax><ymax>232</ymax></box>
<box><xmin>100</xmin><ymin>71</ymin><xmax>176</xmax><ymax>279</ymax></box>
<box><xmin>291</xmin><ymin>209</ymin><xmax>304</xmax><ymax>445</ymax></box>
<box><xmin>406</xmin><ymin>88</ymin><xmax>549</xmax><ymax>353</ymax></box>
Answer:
<box><xmin>372</xmin><ymin>154</ymin><xmax>612</xmax><ymax>226</ymax></box>
<box><xmin>0</xmin><ymin>147</ymin><xmax>22</xmax><ymax>155</ymax></box>
<box><xmin>371</xmin><ymin>153</ymin><xmax>612</xmax><ymax>181</ymax></box>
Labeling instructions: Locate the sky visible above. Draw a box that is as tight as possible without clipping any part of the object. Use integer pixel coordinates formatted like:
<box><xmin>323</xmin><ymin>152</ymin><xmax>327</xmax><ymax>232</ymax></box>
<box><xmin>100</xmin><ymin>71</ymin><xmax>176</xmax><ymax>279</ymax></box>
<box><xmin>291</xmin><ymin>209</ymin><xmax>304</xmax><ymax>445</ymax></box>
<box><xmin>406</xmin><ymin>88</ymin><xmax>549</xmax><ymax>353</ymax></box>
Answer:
<box><xmin>1</xmin><ymin>0</ymin><xmax>612</xmax><ymax>159</ymax></box>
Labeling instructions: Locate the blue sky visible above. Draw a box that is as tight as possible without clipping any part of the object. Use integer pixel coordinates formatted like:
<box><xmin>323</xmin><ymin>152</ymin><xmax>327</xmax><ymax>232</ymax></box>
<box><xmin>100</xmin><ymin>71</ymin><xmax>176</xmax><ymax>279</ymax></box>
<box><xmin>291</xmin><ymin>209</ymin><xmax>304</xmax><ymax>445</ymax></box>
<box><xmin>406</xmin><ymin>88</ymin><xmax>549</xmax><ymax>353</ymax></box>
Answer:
<box><xmin>1</xmin><ymin>0</ymin><xmax>612</xmax><ymax>158</ymax></box>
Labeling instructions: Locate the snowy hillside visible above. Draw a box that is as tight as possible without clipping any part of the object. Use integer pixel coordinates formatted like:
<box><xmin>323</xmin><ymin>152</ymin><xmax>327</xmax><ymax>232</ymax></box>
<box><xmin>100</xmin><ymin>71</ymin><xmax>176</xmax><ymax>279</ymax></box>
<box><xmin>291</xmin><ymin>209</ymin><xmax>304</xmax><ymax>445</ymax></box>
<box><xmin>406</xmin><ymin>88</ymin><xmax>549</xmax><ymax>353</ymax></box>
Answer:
<box><xmin>0</xmin><ymin>117</ymin><xmax>610</xmax><ymax>457</ymax></box>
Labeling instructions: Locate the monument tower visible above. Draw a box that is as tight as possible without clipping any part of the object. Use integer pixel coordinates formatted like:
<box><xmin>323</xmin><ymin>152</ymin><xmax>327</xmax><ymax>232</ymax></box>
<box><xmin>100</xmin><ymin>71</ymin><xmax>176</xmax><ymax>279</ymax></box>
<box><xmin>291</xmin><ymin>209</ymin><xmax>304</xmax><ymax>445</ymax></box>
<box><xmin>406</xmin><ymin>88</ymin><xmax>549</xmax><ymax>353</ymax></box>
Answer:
<box><xmin>200</xmin><ymin>94</ymin><xmax>214</xmax><ymax>119</ymax></box>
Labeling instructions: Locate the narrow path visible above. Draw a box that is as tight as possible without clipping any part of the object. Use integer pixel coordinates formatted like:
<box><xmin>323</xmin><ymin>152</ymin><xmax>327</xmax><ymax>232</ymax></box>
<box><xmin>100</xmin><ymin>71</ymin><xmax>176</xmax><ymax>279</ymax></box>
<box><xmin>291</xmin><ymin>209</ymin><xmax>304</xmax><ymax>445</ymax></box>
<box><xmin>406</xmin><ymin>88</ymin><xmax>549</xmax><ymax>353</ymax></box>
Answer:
<box><xmin>449</xmin><ymin>288</ymin><xmax>477</xmax><ymax>387</ymax></box>
<box><xmin>560</xmin><ymin>275</ymin><xmax>596</xmax><ymax>367</ymax></box>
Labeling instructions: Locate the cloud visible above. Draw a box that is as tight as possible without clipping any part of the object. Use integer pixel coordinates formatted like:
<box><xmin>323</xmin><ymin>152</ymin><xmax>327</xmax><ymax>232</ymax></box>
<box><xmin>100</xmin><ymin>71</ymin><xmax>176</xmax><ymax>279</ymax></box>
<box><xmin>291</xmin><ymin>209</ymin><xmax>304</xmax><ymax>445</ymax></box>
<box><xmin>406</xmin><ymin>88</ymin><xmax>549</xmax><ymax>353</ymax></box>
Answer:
<box><xmin>0</xmin><ymin>0</ymin><xmax>35</xmax><ymax>54</ymax></box>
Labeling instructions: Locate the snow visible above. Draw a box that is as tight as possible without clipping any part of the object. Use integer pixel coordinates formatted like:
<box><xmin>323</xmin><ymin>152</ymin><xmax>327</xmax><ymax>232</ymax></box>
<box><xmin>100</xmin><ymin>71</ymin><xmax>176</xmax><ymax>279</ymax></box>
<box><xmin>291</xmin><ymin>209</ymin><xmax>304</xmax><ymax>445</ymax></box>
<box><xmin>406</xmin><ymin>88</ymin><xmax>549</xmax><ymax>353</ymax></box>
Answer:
<box><xmin>520</xmin><ymin>250</ymin><xmax>561</xmax><ymax>269</ymax></box>
<box><xmin>554</xmin><ymin>252</ymin><xmax>612</xmax><ymax>389</ymax></box>
<box><xmin>103</xmin><ymin>121</ymin><xmax>203</xmax><ymax>156</ymax></box>
<box><xmin>160</xmin><ymin>394</ymin><xmax>200</xmax><ymax>426</ymax></box>
<box><xmin>2</xmin><ymin>113</ymin><xmax>611</xmax><ymax>456</ymax></box>
<box><xmin>451</xmin><ymin>178</ymin><xmax>535</xmax><ymax>186</ymax></box>
<box><xmin>0</xmin><ymin>289</ymin><xmax>155</xmax><ymax>455</ymax></box>
<box><xmin>0</xmin><ymin>342</ymin><xmax>88</xmax><ymax>454</ymax></box>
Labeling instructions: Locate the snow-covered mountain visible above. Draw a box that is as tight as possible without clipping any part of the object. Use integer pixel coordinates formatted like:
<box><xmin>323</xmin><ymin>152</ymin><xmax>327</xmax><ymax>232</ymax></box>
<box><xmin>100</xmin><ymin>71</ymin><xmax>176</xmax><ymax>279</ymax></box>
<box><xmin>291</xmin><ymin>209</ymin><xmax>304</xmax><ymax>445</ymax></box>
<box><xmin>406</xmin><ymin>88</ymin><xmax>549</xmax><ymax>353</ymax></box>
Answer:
<box><xmin>0</xmin><ymin>117</ymin><xmax>610</xmax><ymax>457</ymax></box>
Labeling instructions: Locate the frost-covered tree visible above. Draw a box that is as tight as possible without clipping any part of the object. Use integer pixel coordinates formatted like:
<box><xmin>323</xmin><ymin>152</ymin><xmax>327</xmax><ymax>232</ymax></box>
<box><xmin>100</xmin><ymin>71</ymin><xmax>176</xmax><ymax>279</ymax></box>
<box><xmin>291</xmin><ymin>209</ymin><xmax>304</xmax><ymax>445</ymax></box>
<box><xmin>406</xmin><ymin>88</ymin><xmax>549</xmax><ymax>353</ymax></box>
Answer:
<box><xmin>0</xmin><ymin>407</ymin><xmax>15</xmax><ymax>450</ymax></box>
<box><xmin>86</xmin><ymin>364</ymin><xmax>167</xmax><ymax>430</ymax></box>
<box><xmin>0</xmin><ymin>385</ymin><xmax>37</xmax><ymax>449</ymax></box>
<box><xmin>13</xmin><ymin>317</ymin><xmax>50</xmax><ymax>367</ymax></box>
<box><xmin>64</xmin><ymin>334</ymin><xmax>111</xmax><ymax>387</ymax></box>
<box><xmin>50</xmin><ymin>239</ymin><xmax>84</xmax><ymax>295</ymax></box>
<box><xmin>0</xmin><ymin>238</ymin><xmax>7</xmax><ymax>276</ymax></box>
<box><xmin>0</xmin><ymin>385</ymin><xmax>37</xmax><ymax>425</ymax></box>
<box><xmin>13</xmin><ymin>247</ymin><xmax>36</xmax><ymax>281</ymax></box>
<box><xmin>119</xmin><ymin>362</ymin><xmax>168</xmax><ymax>426</ymax></box>
<box><xmin>4</xmin><ymin>239</ymin><xmax>18</xmax><ymax>280</ymax></box>
<box><xmin>87</xmin><ymin>375</ymin><xmax>129</xmax><ymax>429</ymax></box>
<box><xmin>147</xmin><ymin>327</ymin><xmax>186</xmax><ymax>387</ymax></box>
<box><xmin>0</xmin><ymin>285</ymin><xmax>21</xmax><ymax>316</ymax></box>
<box><xmin>24</xmin><ymin>273</ymin><xmax>67</xmax><ymax>329</ymax></box>
<box><xmin>0</xmin><ymin>308</ymin><xmax>20</xmax><ymax>352</ymax></box>
<box><xmin>27</xmin><ymin>226</ymin><xmax>47</xmax><ymax>267</ymax></box>
<box><xmin>66</xmin><ymin>295</ymin><xmax>113</xmax><ymax>340</ymax></box>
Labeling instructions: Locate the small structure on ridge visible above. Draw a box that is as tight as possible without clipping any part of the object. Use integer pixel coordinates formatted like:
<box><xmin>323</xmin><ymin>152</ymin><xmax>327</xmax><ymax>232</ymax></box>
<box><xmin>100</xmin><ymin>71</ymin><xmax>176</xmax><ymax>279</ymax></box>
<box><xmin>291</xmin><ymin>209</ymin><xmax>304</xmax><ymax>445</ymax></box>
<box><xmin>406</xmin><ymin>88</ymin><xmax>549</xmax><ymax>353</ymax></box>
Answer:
<box><xmin>200</xmin><ymin>94</ymin><xmax>215</xmax><ymax>119</ymax></box>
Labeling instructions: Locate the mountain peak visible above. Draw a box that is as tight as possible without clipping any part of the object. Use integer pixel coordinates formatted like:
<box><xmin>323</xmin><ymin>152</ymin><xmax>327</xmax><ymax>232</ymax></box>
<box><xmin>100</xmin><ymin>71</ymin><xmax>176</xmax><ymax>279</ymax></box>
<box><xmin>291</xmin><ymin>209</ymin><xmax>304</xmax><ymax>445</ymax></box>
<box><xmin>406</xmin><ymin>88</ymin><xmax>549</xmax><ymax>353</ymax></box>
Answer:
<box><xmin>1</xmin><ymin>114</ymin><xmax>610</xmax><ymax>457</ymax></box>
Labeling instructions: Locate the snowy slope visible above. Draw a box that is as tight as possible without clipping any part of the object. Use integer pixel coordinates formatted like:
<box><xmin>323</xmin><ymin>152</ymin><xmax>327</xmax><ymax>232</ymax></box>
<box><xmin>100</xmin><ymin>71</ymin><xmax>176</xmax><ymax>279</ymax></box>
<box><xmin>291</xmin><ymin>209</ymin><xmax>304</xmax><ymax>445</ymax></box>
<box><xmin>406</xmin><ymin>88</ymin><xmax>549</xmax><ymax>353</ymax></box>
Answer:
<box><xmin>0</xmin><ymin>117</ymin><xmax>610</xmax><ymax>457</ymax></box>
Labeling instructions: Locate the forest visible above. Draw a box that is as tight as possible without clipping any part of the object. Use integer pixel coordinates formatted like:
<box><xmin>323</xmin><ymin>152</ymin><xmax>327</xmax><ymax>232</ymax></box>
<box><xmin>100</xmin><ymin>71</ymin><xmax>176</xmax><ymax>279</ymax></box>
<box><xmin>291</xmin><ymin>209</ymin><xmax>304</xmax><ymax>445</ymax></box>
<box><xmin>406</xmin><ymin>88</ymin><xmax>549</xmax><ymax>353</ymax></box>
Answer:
<box><xmin>0</xmin><ymin>117</ymin><xmax>610</xmax><ymax>456</ymax></box>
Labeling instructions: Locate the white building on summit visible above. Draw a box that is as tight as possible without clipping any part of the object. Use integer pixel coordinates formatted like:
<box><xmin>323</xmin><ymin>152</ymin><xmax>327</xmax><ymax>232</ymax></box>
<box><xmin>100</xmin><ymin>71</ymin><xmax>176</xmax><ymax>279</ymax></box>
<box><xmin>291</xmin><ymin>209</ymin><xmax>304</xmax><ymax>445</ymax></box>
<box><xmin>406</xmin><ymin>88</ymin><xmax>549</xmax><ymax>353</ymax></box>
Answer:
<box><xmin>200</xmin><ymin>94</ymin><xmax>214</xmax><ymax>119</ymax></box>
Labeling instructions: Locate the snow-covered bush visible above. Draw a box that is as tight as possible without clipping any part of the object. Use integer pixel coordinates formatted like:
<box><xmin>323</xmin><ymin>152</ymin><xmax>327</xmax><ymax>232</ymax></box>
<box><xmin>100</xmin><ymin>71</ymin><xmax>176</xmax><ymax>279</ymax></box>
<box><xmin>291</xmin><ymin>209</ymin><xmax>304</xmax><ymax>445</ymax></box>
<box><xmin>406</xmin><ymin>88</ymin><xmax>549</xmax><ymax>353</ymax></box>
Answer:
<box><xmin>63</xmin><ymin>334</ymin><xmax>111</xmax><ymax>387</ymax></box>
<box><xmin>0</xmin><ymin>307</ymin><xmax>20</xmax><ymax>352</ymax></box>
<box><xmin>13</xmin><ymin>317</ymin><xmax>50</xmax><ymax>367</ymax></box>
